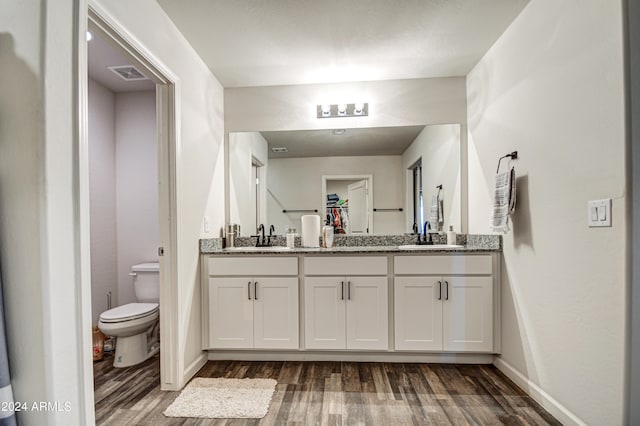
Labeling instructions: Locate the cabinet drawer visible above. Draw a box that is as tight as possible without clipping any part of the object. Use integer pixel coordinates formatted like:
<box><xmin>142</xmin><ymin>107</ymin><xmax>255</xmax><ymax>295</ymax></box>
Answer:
<box><xmin>304</xmin><ymin>256</ymin><xmax>387</xmax><ymax>276</ymax></box>
<box><xmin>208</xmin><ymin>256</ymin><xmax>298</xmax><ymax>276</ymax></box>
<box><xmin>394</xmin><ymin>255</ymin><xmax>492</xmax><ymax>275</ymax></box>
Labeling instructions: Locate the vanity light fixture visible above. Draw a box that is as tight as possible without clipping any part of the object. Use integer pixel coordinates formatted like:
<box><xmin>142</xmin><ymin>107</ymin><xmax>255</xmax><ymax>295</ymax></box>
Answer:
<box><xmin>86</xmin><ymin>31</ymin><xmax>93</xmax><ymax>41</ymax></box>
<box><xmin>316</xmin><ymin>103</ymin><xmax>369</xmax><ymax>118</ymax></box>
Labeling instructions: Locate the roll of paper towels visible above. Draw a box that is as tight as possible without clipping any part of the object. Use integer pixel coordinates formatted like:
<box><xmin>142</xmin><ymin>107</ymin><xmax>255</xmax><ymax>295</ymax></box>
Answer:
<box><xmin>301</xmin><ymin>215</ymin><xmax>321</xmax><ymax>248</ymax></box>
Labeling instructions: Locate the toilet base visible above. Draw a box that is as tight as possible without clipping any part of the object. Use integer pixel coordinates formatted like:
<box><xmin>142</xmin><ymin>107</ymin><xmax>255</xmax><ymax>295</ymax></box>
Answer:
<box><xmin>112</xmin><ymin>323</ymin><xmax>159</xmax><ymax>368</ymax></box>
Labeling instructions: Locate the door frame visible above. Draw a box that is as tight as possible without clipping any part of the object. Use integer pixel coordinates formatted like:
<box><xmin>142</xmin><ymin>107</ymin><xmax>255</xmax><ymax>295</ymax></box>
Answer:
<box><xmin>321</xmin><ymin>175</ymin><xmax>373</xmax><ymax>234</ymax></box>
<box><xmin>83</xmin><ymin>3</ymin><xmax>180</xmax><ymax>394</ymax></box>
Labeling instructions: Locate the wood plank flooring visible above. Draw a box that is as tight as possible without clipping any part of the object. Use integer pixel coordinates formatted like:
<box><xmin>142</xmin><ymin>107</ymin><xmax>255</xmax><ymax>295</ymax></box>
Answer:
<box><xmin>94</xmin><ymin>353</ymin><xmax>561</xmax><ymax>425</ymax></box>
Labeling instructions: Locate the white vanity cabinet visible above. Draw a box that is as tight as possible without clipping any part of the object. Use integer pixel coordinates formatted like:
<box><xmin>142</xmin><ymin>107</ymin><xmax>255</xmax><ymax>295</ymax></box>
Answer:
<box><xmin>205</xmin><ymin>257</ymin><xmax>299</xmax><ymax>350</ymax></box>
<box><xmin>304</xmin><ymin>257</ymin><xmax>389</xmax><ymax>350</ymax></box>
<box><xmin>394</xmin><ymin>255</ymin><xmax>495</xmax><ymax>352</ymax></box>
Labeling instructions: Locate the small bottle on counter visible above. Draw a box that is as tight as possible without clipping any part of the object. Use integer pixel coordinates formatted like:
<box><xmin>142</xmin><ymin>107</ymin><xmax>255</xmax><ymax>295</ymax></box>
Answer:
<box><xmin>447</xmin><ymin>225</ymin><xmax>457</xmax><ymax>245</ymax></box>
<box><xmin>286</xmin><ymin>227</ymin><xmax>296</xmax><ymax>249</ymax></box>
<box><xmin>322</xmin><ymin>225</ymin><xmax>334</xmax><ymax>248</ymax></box>
<box><xmin>226</xmin><ymin>224</ymin><xmax>235</xmax><ymax>248</ymax></box>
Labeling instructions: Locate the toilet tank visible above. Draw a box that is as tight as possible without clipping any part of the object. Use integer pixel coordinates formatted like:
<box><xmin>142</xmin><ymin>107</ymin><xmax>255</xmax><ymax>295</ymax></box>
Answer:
<box><xmin>132</xmin><ymin>262</ymin><xmax>160</xmax><ymax>303</ymax></box>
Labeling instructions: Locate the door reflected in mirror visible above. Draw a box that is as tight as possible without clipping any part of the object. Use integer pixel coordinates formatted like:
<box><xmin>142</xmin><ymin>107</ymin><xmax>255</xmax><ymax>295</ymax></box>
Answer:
<box><xmin>228</xmin><ymin>124</ymin><xmax>461</xmax><ymax>237</ymax></box>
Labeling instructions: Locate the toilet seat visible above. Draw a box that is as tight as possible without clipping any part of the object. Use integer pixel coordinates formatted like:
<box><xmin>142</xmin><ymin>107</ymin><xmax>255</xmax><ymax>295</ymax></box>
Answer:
<box><xmin>99</xmin><ymin>302</ymin><xmax>159</xmax><ymax>323</ymax></box>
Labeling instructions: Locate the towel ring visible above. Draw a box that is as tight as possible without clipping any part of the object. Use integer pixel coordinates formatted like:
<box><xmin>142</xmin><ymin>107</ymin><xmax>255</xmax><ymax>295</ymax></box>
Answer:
<box><xmin>496</xmin><ymin>151</ymin><xmax>518</xmax><ymax>173</ymax></box>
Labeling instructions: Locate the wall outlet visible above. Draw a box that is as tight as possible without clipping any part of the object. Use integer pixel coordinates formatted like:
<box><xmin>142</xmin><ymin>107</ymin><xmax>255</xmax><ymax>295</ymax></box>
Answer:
<box><xmin>203</xmin><ymin>216</ymin><xmax>210</xmax><ymax>233</ymax></box>
<box><xmin>587</xmin><ymin>199</ymin><xmax>612</xmax><ymax>227</ymax></box>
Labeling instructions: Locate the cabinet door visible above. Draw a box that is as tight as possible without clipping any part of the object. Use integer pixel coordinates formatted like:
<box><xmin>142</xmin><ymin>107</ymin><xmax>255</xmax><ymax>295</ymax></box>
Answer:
<box><xmin>394</xmin><ymin>277</ymin><xmax>443</xmax><ymax>351</ymax></box>
<box><xmin>304</xmin><ymin>277</ymin><xmax>346</xmax><ymax>349</ymax></box>
<box><xmin>443</xmin><ymin>276</ymin><xmax>493</xmax><ymax>352</ymax></box>
<box><xmin>346</xmin><ymin>276</ymin><xmax>389</xmax><ymax>350</ymax></box>
<box><xmin>209</xmin><ymin>277</ymin><xmax>254</xmax><ymax>349</ymax></box>
<box><xmin>253</xmin><ymin>277</ymin><xmax>299</xmax><ymax>349</ymax></box>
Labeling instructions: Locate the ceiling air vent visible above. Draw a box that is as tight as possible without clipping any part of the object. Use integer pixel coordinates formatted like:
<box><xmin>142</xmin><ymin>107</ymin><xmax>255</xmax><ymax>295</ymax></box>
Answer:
<box><xmin>271</xmin><ymin>147</ymin><xmax>288</xmax><ymax>153</ymax></box>
<box><xmin>108</xmin><ymin>65</ymin><xmax>148</xmax><ymax>81</ymax></box>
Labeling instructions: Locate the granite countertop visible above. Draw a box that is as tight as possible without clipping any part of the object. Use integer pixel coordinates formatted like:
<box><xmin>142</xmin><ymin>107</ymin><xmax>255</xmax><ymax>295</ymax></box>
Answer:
<box><xmin>200</xmin><ymin>234</ymin><xmax>501</xmax><ymax>255</ymax></box>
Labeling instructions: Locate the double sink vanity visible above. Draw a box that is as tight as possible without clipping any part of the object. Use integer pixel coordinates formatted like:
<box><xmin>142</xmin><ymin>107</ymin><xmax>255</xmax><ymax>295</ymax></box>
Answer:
<box><xmin>199</xmin><ymin>234</ymin><xmax>501</xmax><ymax>363</ymax></box>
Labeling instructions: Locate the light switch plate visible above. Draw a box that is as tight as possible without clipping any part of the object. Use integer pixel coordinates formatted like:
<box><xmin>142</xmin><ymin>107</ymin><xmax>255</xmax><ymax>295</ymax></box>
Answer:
<box><xmin>588</xmin><ymin>199</ymin><xmax>612</xmax><ymax>227</ymax></box>
<box><xmin>203</xmin><ymin>216</ymin><xmax>210</xmax><ymax>233</ymax></box>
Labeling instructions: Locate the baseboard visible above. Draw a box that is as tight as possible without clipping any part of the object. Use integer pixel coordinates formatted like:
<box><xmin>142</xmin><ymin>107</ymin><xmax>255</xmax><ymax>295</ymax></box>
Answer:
<box><xmin>207</xmin><ymin>350</ymin><xmax>494</xmax><ymax>364</ymax></box>
<box><xmin>182</xmin><ymin>352</ymin><xmax>208</xmax><ymax>388</ymax></box>
<box><xmin>493</xmin><ymin>357</ymin><xmax>585</xmax><ymax>426</ymax></box>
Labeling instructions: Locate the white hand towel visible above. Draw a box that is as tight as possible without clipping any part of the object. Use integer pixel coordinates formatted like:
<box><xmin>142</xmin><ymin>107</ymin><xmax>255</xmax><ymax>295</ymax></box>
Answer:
<box><xmin>491</xmin><ymin>167</ymin><xmax>516</xmax><ymax>234</ymax></box>
<box><xmin>429</xmin><ymin>194</ymin><xmax>444</xmax><ymax>230</ymax></box>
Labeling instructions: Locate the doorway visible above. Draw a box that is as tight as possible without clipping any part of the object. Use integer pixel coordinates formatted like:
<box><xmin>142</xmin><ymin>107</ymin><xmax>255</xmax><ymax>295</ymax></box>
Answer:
<box><xmin>322</xmin><ymin>175</ymin><xmax>373</xmax><ymax>234</ymax></box>
<box><xmin>83</xmin><ymin>5</ymin><xmax>180</xmax><ymax>404</ymax></box>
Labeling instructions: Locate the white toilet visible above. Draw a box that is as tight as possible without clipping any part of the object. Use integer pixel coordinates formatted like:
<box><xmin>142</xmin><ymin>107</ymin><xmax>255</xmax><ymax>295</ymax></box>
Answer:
<box><xmin>98</xmin><ymin>262</ymin><xmax>160</xmax><ymax>368</ymax></box>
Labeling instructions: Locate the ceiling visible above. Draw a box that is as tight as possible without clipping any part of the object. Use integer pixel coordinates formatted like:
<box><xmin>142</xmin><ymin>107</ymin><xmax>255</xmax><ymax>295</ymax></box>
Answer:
<box><xmin>261</xmin><ymin>126</ymin><xmax>425</xmax><ymax>159</ymax></box>
<box><xmin>88</xmin><ymin>31</ymin><xmax>155</xmax><ymax>92</ymax></box>
<box><xmin>157</xmin><ymin>0</ymin><xmax>528</xmax><ymax>88</ymax></box>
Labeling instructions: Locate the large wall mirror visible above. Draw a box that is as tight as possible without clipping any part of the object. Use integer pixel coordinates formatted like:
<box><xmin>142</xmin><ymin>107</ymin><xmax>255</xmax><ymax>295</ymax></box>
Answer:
<box><xmin>228</xmin><ymin>124</ymin><xmax>462</xmax><ymax>236</ymax></box>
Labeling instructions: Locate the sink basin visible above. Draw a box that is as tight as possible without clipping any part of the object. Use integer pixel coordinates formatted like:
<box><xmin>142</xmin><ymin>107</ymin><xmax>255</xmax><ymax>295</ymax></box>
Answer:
<box><xmin>224</xmin><ymin>246</ymin><xmax>292</xmax><ymax>252</ymax></box>
<box><xmin>397</xmin><ymin>244</ymin><xmax>464</xmax><ymax>250</ymax></box>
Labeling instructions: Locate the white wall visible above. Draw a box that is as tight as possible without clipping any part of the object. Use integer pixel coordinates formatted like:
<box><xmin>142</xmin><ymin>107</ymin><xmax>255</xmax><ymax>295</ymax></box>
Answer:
<box><xmin>228</xmin><ymin>132</ymin><xmax>268</xmax><ymax>236</ymax></box>
<box><xmin>402</xmin><ymin>124</ymin><xmax>461</xmax><ymax>233</ymax></box>
<box><xmin>88</xmin><ymin>78</ymin><xmax>118</xmax><ymax>324</ymax></box>
<box><xmin>115</xmin><ymin>91</ymin><xmax>158</xmax><ymax>305</ymax></box>
<box><xmin>225</xmin><ymin>78</ymin><xmax>467</xmax><ymax>132</ymax></box>
<box><xmin>87</xmin><ymin>83</ymin><xmax>157</xmax><ymax>320</ymax></box>
<box><xmin>268</xmin><ymin>156</ymin><xmax>403</xmax><ymax>234</ymax></box>
<box><xmin>467</xmin><ymin>1</ymin><xmax>626</xmax><ymax>424</ymax></box>
<box><xmin>630</xmin><ymin>0</ymin><xmax>640</xmax><ymax>421</ymax></box>
<box><xmin>1</xmin><ymin>1</ymin><xmax>93</xmax><ymax>424</ymax></box>
<box><xmin>0</xmin><ymin>3</ymin><xmax>49</xmax><ymax>424</ymax></box>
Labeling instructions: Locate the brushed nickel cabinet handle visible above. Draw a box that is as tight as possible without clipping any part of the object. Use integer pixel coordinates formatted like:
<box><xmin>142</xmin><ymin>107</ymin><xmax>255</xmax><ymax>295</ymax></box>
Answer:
<box><xmin>254</xmin><ymin>281</ymin><xmax>259</xmax><ymax>300</ymax></box>
<box><xmin>445</xmin><ymin>281</ymin><xmax>449</xmax><ymax>301</ymax></box>
<box><xmin>348</xmin><ymin>281</ymin><xmax>351</xmax><ymax>300</ymax></box>
<box><xmin>438</xmin><ymin>281</ymin><xmax>442</xmax><ymax>300</ymax></box>
<box><xmin>248</xmin><ymin>281</ymin><xmax>252</xmax><ymax>300</ymax></box>
<box><xmin>341</xmin><ymin>281</ymin><xmax>344</xmax><ymax>300</ymax></box>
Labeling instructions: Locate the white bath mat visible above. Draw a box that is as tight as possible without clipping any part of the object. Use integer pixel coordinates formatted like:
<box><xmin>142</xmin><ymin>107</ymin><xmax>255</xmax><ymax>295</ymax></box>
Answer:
<box><xmin>163</xmin><ymin>377</ymin><xmax>277</xmax><ymax>419</ymax></box>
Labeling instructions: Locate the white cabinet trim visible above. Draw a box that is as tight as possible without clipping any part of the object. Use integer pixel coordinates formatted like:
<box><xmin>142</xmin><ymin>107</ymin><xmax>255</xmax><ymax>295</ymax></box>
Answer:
<box><xmin>394</xmin><ymin>254</ymin><xmax>492</xmax><ymax>275</ymax></box>
<box><xmin>209</xmin><ymin>256</ymin><xmax>298</xmax><ymax>276</ymax></box>
<box><xmin>304</xmin><ymin>256</ymin><xmax>388</xmax><ymax>276</ymax></box>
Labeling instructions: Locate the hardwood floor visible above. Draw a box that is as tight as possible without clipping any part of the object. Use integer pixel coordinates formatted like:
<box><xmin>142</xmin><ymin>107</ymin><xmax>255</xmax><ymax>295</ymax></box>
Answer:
<box><xmin>94</xmin><ymin>354</ymin><xmax>561</xmax><ymax>425</ymax></box>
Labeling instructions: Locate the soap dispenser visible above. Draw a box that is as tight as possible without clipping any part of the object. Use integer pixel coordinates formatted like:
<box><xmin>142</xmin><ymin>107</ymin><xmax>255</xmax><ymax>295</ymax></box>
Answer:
<box><xmin>447</xmin><ymin>225</ymin><xmax>456</xmax><ymax>245</ymax></box>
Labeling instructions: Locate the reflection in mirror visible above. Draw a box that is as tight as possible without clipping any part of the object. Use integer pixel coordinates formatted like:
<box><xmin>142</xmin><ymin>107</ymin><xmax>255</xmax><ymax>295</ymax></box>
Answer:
<box><xmin>228</xmin><ymin>132</ymin><xmax>268</xmax><ymax>236</ymax></box>
<box><xmin>228</xmin><ymin>124</ymin><xmax>461</xmax><ymax>236</ymax></box>
<box><xmin>322</xmin><ymin>175</ymin><xmax>373</xmax><ymax>234</ymax></box>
